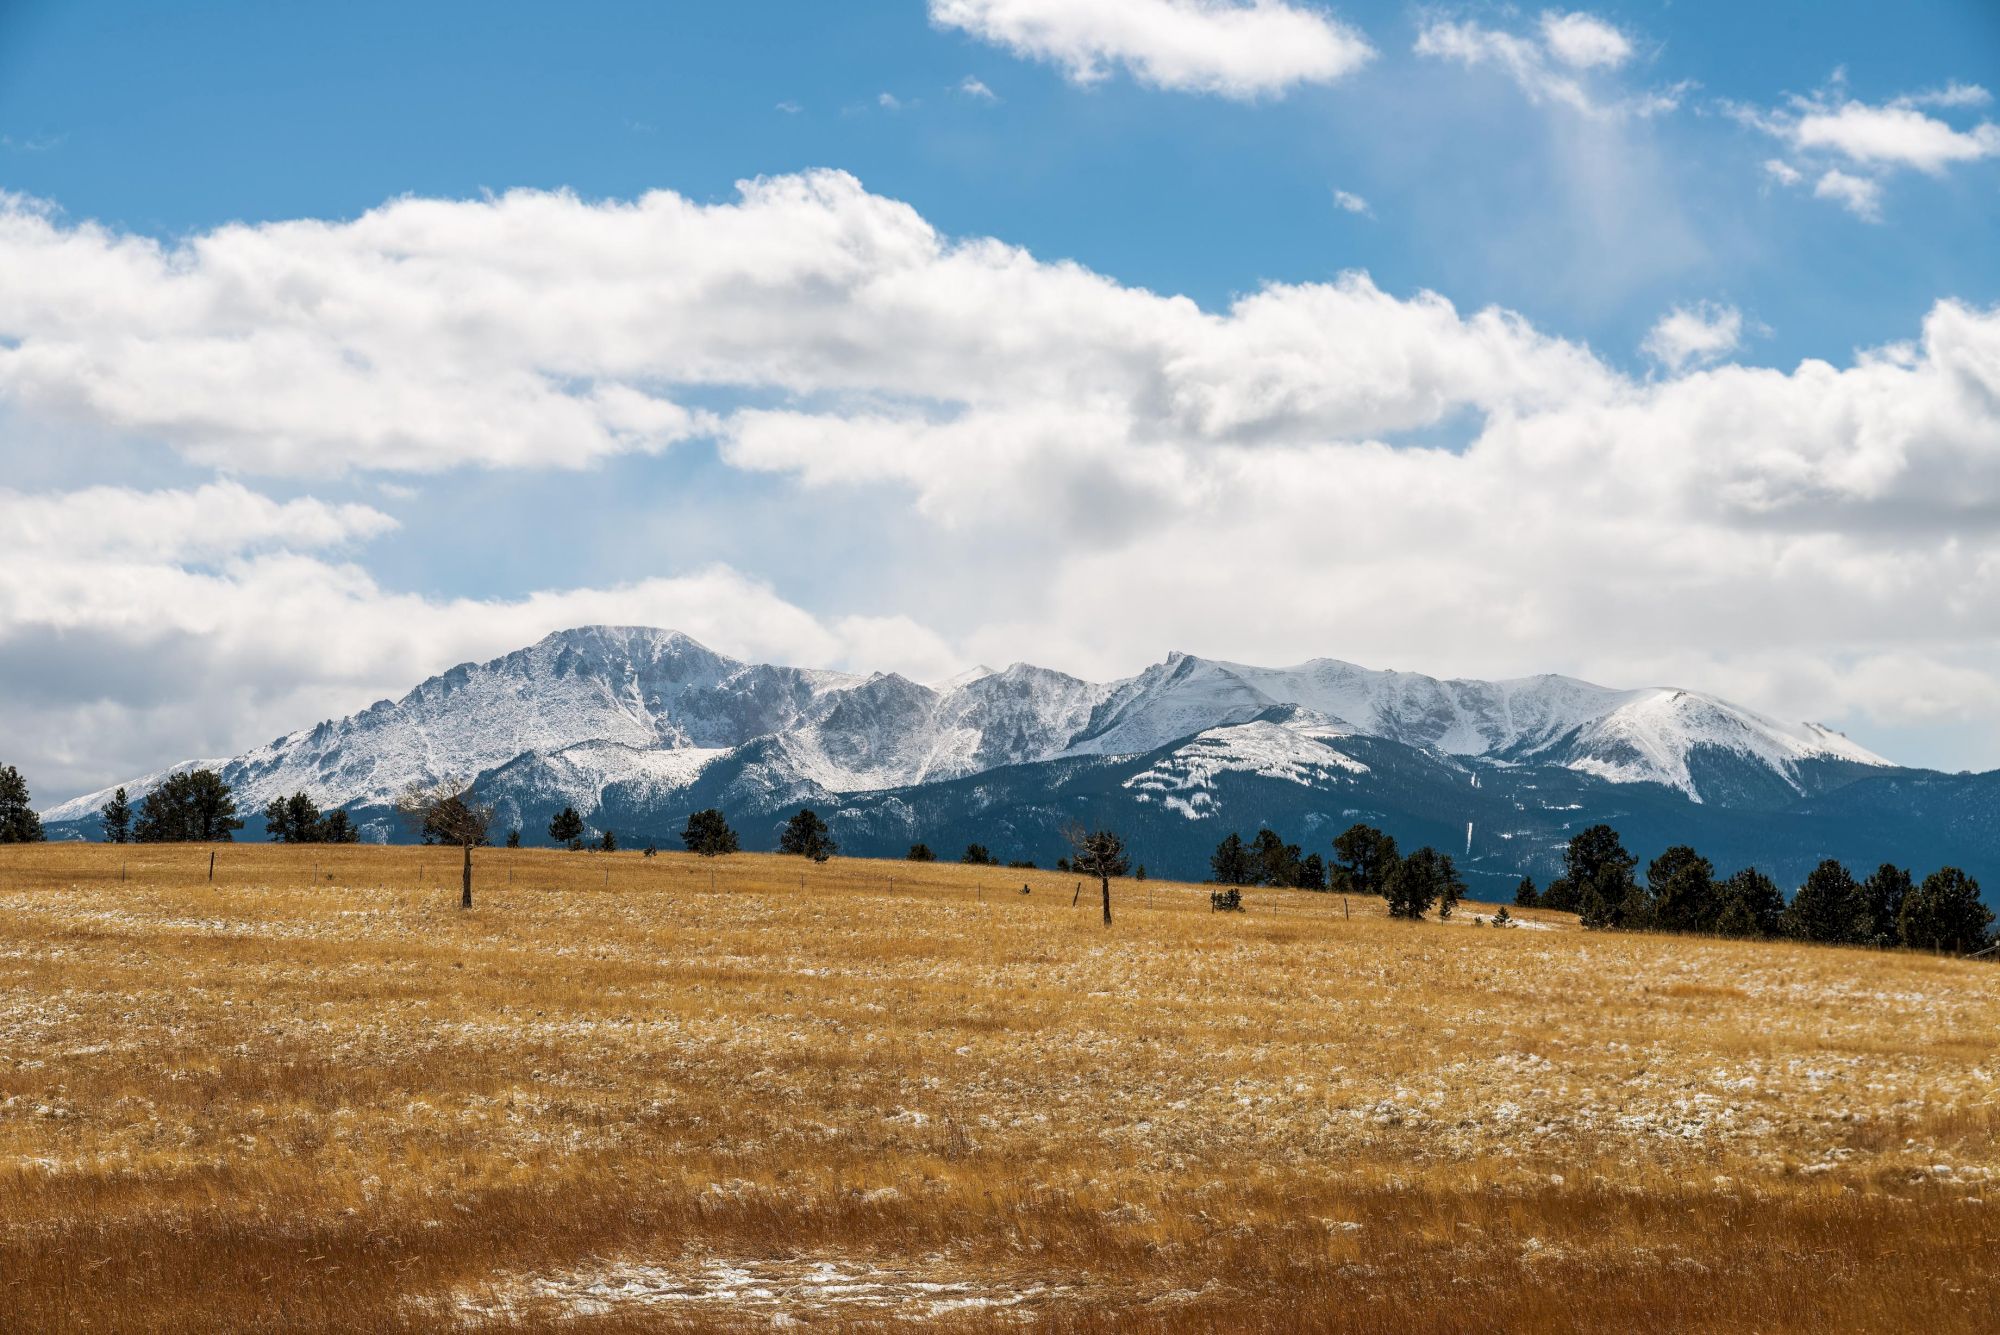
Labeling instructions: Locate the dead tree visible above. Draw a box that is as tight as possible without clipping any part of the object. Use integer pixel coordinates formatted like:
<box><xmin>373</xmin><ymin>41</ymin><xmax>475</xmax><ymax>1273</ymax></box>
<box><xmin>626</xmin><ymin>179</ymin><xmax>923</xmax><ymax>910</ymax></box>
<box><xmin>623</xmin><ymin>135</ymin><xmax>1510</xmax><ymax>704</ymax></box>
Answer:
<box><xmin>1064</xmin><ymin>823</ymin><xmax>1130</xmax><ymax>928</ymax></box>
<box><xmin>396</xmin><ymin>777</ymin><xmax>494</xmax><ymax>910</ymax></box>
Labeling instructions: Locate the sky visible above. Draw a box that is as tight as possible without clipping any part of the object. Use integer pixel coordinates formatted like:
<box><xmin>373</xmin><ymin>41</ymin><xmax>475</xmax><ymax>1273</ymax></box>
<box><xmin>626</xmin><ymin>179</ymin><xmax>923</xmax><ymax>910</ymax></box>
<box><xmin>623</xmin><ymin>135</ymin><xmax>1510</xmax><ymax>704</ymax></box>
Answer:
<box><xmin>1</xmin><ymin>0</ymin><xmax>1997</xmax><ymax>803</ymax></box>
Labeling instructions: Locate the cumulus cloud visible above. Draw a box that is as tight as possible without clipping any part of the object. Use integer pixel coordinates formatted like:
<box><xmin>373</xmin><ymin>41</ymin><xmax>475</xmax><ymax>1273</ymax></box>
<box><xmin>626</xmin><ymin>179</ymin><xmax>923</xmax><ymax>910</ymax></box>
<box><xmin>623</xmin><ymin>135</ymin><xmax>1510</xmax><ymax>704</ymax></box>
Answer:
<box><xmin>8</xmin><ymin>174</ymin><xmax>2000</xmax><ymax>790</ymax></box>
<box><xmin>1737</xmin><ymin>83</ymin><xmax>2000</xmax><ymax>218</ymax></box>
<box><xmin>1642</xmin><ymin>302</ymin><xmax>1744</xmax><ymax>372</ymax></box>
<box><xmin>927</xmin><ymin>0</ymin><xmax>1373</xmax><ymax>99</ymax></box>
<box><xmin>1538</xmin><ymin>11</ymin><xmax>1633</xmax><ymax>70</ymax></box>
<box><xmin>1</xmin><ymin>481</ymin><xmax>394</xmax><ymax>560</ymax></box>
<box><xmin>1331</xmin><ymin>188</ymin><xmax>1370</xmax><ymax>214</ymax></box>
<box><xmin>1813</xmin><ymin>168</ymin><xmax>1884</xmax><ymax>221</ymax></box>
<box><xmin>1415</xmin><ymin>13</ymin><xmax>1682</xmax><ymax>120</ymax></box>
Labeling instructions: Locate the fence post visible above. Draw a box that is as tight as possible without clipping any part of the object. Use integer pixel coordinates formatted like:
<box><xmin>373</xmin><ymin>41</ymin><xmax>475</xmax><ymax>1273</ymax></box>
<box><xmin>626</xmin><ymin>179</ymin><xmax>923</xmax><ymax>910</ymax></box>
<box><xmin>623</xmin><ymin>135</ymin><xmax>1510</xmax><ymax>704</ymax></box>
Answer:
<box><xmin>207</xmin><ymin>850</ymin><xmax>215</xmax><ymax>883</ymax></box>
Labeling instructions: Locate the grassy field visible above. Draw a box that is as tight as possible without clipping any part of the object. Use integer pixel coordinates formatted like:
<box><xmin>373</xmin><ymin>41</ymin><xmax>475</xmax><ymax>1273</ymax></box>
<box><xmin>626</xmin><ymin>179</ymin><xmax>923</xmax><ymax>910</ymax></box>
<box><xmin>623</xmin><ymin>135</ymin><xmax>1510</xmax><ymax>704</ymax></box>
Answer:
<box><xmin>2</xmin><ymin>842</ymin><xmax>1995</xmax><ymax>1332</ymax></box>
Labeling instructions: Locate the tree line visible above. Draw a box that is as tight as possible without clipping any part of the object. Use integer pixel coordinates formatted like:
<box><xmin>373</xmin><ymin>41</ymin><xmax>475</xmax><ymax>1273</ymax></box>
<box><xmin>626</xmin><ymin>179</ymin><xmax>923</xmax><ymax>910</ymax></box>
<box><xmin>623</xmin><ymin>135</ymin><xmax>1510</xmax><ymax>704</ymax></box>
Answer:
<box><xmin>4</xmin><ymin>760</ymin><xmax>1992</xmax><ymax>954</ymax></box>
<box><xmin>1507</xmin><ymin>823</ymin><xmax>1994</xmax><ymax>955</ymax></box>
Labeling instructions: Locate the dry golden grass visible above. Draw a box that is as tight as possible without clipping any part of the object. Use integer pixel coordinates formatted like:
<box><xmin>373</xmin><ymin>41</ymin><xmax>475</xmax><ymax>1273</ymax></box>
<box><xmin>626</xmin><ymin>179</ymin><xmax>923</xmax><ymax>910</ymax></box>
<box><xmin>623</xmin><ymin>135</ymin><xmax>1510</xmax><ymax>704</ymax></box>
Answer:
<box><xmin>2</xmin><ymin>842</ymin><xmax>1995</xmax><ymax>1332</ymax></box>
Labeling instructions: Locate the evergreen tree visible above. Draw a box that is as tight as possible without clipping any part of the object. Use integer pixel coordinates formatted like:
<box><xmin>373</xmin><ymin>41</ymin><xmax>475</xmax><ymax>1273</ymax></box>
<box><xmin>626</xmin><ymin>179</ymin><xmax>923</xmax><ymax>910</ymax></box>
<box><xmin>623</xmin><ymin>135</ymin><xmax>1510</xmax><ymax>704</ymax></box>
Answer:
<box><xmin>906</xmin><ymin>842</ymin><xmax>936</xmax><ymax>862</ymax></box>
<box><xmin>1298</xmin><ymin>852</ymin><xmax>1327</xmax><ymax>891</ymax></box>
<box><xmin>777</xmin><ymin>807</ymin><xmax>838</xmax><ymax>862</ymax></box>
<box><xmin>1248</xmin><ymin>828</ymin><xmax>1302</xmax><ymax>888</ymax></box>
<box><xmin>1782</xmin><ymin>860</ymin><xmax>1869</xmax><ymax>945</ymax></box>
<box><xmin>0</xmin><ymin>765</ymin><xmax>45</xmax><ymax>844</ymax></box>
<box><xmin>548</xmin><ymin>806</ymin><xmax>586</xmax><ymax>851</ymax></box>
<box><xmin>1331</xmin><ymin>824</ymin><xmax>1400</xmax><ymax>898</ymax></box>
<box><xmin>1898</xmin><ymin>868</ymin><xmax>1994</xmax><ymax>955</ymax></box>
<box><xmin>960</xmin><ymin>843</ymin><xmax>998</xmax><ymax>866</ymax></box>
<box><xmin>1712</xmin><ymin>868</ymin><xmax>1785</xmax><ymax>938</ymax></box>
<box><xmin>100</xmin><ymin>787</ymin><xmax>132</xmax><ymax>845</ymax></box>
<box><xmin>1861</xmin><ymin>864</ymin><xmax>1913</xmax><ymax>948</ymax></box>
<box><xmin>1647</xmin><ymin>845</ymin><xmax>1716</xmax><ymax>934</ymax></box>
<box><xmin>505</xmin><ymin>828</ymin><xmax>522</xmax><ymax>849</ymax></box>
<box><xmin>1513</xmin><ymin>876</ymin><xmax>1540</xmax><ymax>909</ymax></box>
<box><xmin>317</xmin><ymin>809</ymin><xmax>360</xmax><ymax>844</ymax></box>
<box><xmin>598</xmin><ymin>829</ymin><xmax>617</xmax><ymax>852</ymax></box>
<box><xmin>1563</xmin><ymin>826</ymin><xmax>1638</xmax><ymax>929</ymax></box>
<box><xmin>1209</xmin><ymin>832</ymin><xmax>1254</xmax><ymax>886</ymax></box>
<box><xmin>1540</xmin><ymin>877</ymin><xmax>1581</xmax><ymax>913</ymax></box>
<box><xmin>265</xmin><ymin>791</ymin><xmax>324</xmax><ymax>843</ymax></box>
<box><xmin>1384</xmin><ymin>846</ymin><xmax>1455</xmax><ymax>920</ymax></box>
<box><xmin>133</xmin><ymin>769</ymin><xmax>242</xmax><ymax>843</ymax></box>
<box><xmin>681</xmin><ymin>808</ymin><xmax>739</xmax><ymax>857</ymax></box>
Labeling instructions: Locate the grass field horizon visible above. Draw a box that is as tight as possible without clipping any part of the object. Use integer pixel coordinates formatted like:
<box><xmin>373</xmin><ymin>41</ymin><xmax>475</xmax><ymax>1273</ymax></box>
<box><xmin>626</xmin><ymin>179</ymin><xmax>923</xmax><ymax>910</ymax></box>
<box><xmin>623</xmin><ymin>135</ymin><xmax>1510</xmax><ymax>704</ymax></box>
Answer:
<box><xmin>4</xmin><ymin>842</ymin><xmax>1995</xmax><ymax>1331</ymax></box>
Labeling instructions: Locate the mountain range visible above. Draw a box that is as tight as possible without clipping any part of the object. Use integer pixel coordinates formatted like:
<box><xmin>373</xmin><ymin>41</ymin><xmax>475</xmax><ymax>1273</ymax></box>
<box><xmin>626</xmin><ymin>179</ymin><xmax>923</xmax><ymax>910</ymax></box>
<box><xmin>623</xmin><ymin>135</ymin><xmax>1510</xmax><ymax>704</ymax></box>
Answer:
<box><xmin>42</xmin><ymin>626</ymin><xmax>1999</xmax><ymax>897</ymax></box>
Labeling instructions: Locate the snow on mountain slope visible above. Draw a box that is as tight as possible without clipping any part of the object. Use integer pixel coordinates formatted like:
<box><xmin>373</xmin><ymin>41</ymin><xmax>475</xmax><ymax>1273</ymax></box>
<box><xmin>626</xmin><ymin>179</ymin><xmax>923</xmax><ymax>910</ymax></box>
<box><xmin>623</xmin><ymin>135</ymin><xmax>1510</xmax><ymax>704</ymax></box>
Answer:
<box><xmin>1124</xmin><ymin>710</ymin><xmax>1370</xmax><ymax>820</ymax></box>
<box><xmin>1562</xmin><ymin>689</ymin><xmax>1888</xmax><ymax>800</ymax></box>
<box><xmin>1066</xmin><ymin>653</ymin><xmax>1279</xmax><ymax>757</ymax></box>
<box><xmin>41</xmin><ymin>626</ymin><xmax>1896</xmax><ymax>828</ymax></box>
<box><xmin>42</xmin><ymin>757</ymin><xmax>232</xmax><ymax>826</ymax></box>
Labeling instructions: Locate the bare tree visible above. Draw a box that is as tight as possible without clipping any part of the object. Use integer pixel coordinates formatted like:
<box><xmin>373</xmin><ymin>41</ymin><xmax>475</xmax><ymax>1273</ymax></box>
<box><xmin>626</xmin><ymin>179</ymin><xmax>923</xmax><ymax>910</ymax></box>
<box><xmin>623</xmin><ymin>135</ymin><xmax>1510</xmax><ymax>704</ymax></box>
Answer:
<box><xmin>1064</xmin><ymin>823</ymin><xmax>1130</xmax><ymax>927</ymax></box>
<box><xmin>396</xmin><ymin>777</ymin><xmax>494</xmax><ymax>910</ymax></box>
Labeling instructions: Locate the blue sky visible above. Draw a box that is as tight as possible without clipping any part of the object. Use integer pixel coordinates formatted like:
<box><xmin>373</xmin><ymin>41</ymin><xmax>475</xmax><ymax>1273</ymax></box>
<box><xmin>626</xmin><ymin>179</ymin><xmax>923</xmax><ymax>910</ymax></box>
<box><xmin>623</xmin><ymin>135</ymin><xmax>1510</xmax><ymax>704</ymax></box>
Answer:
<box><xmin>1</xmin><ymin>0</ymin><xmax>1998</xmax><ymax>798</ymax></box>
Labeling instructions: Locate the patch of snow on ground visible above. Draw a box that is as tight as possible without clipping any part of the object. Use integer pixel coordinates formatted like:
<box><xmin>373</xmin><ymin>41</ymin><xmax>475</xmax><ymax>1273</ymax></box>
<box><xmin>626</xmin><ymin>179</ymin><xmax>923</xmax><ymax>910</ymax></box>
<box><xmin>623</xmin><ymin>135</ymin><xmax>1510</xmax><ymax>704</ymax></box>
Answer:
<box><xmin>443</xmin><ymin>1256</ymin><xmax>1080</xmax><ymax>1324</ymax></box>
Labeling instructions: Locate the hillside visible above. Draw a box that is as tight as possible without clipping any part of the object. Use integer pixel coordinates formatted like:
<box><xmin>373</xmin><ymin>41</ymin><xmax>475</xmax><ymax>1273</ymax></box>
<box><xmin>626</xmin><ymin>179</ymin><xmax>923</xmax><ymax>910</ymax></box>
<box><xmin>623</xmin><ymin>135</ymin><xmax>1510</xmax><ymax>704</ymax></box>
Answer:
<box><xmin>43</xmin><ymin>625</ymin><xmax>1986</xmax><ymax>899</ymax></box>
<box><xmin>1</xmin><ymin>843</ymin><xmax>1993</xmax><ymax>1332</ymax></box>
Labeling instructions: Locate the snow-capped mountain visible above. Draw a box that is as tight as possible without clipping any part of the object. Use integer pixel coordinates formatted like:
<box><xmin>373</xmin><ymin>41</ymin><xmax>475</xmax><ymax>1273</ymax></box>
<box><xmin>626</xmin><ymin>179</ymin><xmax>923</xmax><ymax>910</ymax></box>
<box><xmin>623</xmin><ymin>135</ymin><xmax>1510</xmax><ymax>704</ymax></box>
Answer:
<box><xmin>44</xmin><ymin>626</ymin><xmax>1896</xmax><ymax>866</ymax></box>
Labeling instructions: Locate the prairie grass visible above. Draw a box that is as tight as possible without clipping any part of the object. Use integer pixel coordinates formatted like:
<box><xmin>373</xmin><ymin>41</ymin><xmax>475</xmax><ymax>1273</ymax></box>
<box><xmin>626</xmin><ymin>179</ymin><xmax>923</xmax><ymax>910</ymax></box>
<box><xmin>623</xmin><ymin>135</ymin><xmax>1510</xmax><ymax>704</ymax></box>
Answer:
<box><xmin>1</xmin><ymin>842</ymin><xmax>1994</xmax><ymax>1331</ymax></box>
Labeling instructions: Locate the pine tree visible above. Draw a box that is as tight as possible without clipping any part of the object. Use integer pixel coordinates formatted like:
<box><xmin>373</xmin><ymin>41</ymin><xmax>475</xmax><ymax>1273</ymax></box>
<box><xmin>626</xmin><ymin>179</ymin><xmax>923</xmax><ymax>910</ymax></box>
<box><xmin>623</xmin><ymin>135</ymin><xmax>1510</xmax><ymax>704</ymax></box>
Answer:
<box><xmin>505</xmin><ymin>829</ymin><xmax>522</xmax><ymax>849</ymax></box>
<box><xmin>1563</xmin><ymin>825</ymin><xmax>1638</xmax><ymax>929</ymax></box>
<box><xmin>1513</xmin><ymin>876</ymin><xmax>1540</xmax><ymax>909</ymax></box>
<box><xmin>1782</xmin><ymin>860</ymin><xmax>1869</xmax><ymax>945</ymax></box>
<box><xmin>549</xmin><ymin>806</ymin><xmax>586</xmax><ymax>851</ymax></box>
<box><xmin>681</xmin><ymin>808</ymin><xmax>739</xmax><ymax>857</ymax></box>
<box><xmin>960</xmin><ymin>843</ymin><xmax>997</xmax><ymax>866</ymax></box>
<box><xmin>1898</xmin><ymin>868</ymin><xmax>1993</xmax><ymax>955</ymax></box>
<box><xmin>1298</xmin><ymin>852</ymin><xmax>1327</xmax><ymax>891</ymax></box>
<box><xmin>265</xmin><ymin>791</ymin><xmax>323</xmax><ymax>843</ymax></box>
<box><xmin>777</xmin><ymin>807</ymin><xmax>838</xmax><ymax>862</ymax></box>
<box><xmin>317</xmin><ymin>809</ymin><xmax>360</xmax><ymax>844</ymax></box>
<box><xmin>1713</xmin><ymin>868</ymin><xmax>1785</xmax><ymax>938</ymax></box>
<box><xmin>1384</xmin><ymin>846</ymin><xmax>1452</xmax><ymax>920</ymax></box>
<box><xmin>1331</xmin><ymin>824</ymin><xmax>1399</xmax><ymax>898</ymax></box>
<box><xmin>1209</xmin><ymin>832</ymin><xmax>1253</xmax><ymax>886</ymax></box>
<box><xmin>1647</xmin><ymin>845</ymin><xmax>1716</xmax><ymax>934</ymax></box>
<box><xmin>1861</xmin><ymin>864</ymin><xmax>1913</xmax><ymax>948</ymax></box>
<box><xmin>100</xmin><ymin>787</ymin><xmax>133</xmax><ymax>844</ymax></box>
<box><xmin>1248</xmin><ymin>828</ymin><xmax>1302</xmax><ymax>888</ymax></box>
<box><xmin>0</xmin><ymin>765</ymin><xmax>45</xmax><ymax>844</ymax></box>
<box><xmin>599</xmin><ymin>829</ymin><xmax>617</xmax><ymax>852</ymax></box>
<box><xmin>133</xmin><ymin>770</ymin><xmax>241</xmax><ymax>843</ymax></box>
<box><xmin>906</xmin><ymin>842</ymin><xmax>936</xmax><ymax>862</ymax></box>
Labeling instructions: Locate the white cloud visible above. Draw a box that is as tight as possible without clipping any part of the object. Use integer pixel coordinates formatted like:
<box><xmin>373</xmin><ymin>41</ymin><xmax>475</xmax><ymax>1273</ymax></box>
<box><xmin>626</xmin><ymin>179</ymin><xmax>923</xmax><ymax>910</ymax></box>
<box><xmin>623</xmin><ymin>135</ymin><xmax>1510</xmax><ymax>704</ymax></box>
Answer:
<box><xmin>1737</xmin><ymin>85</ymin><xmax>2000</xmax><ymax>217</ymax></box>
<box><xmin>1642</xmin><ymin>302</ymin><xmax>1744</xmax><ymax>372</ymax></box>
<box><xmin>958</xmin><ymin>76</ymin><xmax>998</xmax><ymax>101</ymax></box>
<box><xmin>8</xmin><ymin>174</ymin><xmax>2000</xmax><ymax>788</ymax></box>
<box><xmin>1791</xmin><ymin>100</ymin><xmax>2000</xmax><ymax>174</ymax></box>
<box><xmin>1813</xmin><ymin>168</ymin><xmax>1884</xmax><ymax>221</ymax></box>
<box><xmin>1415</xmin><ymin>15</ymin><xmax>1682</xmax><ymax>120</ymax></box>
<box><xmin>1761</xmin><ymin>158</ymin><xmax>1803</xmax><ymax>187</ymax></box>
<box><xmin>1331</xmin><ymin>188</ymin><xmax>1371</xmax><ymax>214</ymax></box>
<box><xmin>877</xmin><ymin>91</ymin><xmax>905</xmax><ymax>111</ymax></box>
<box><xmin>0</xmin><ymin>481</ymin><xmax>394</xmax><ymax>561</ymax></box>
<box><xmin>1897</xmin><ymin>81</ymin><xmax>1992</xmax><ymax>111</ymax></box>
<box><xmin>1538</xmin><ymin>11</ymin><xmax>1633</xmax><ymax>70</ymax></box>
<box><xmin>928</xmin><ymin>0</ymin><xmax>1373</xmax><ymax>99</ymax></box>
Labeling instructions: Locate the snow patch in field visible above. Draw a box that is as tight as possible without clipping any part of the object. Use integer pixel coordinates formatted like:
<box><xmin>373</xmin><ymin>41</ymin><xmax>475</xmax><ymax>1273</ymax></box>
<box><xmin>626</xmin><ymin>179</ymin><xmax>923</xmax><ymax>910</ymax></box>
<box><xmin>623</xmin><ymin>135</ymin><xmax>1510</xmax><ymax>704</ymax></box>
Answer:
<box><xmin>442</xmin><ymin>1256</ymin><xmax>1080</xmax><ymax>1324</ymax></box>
